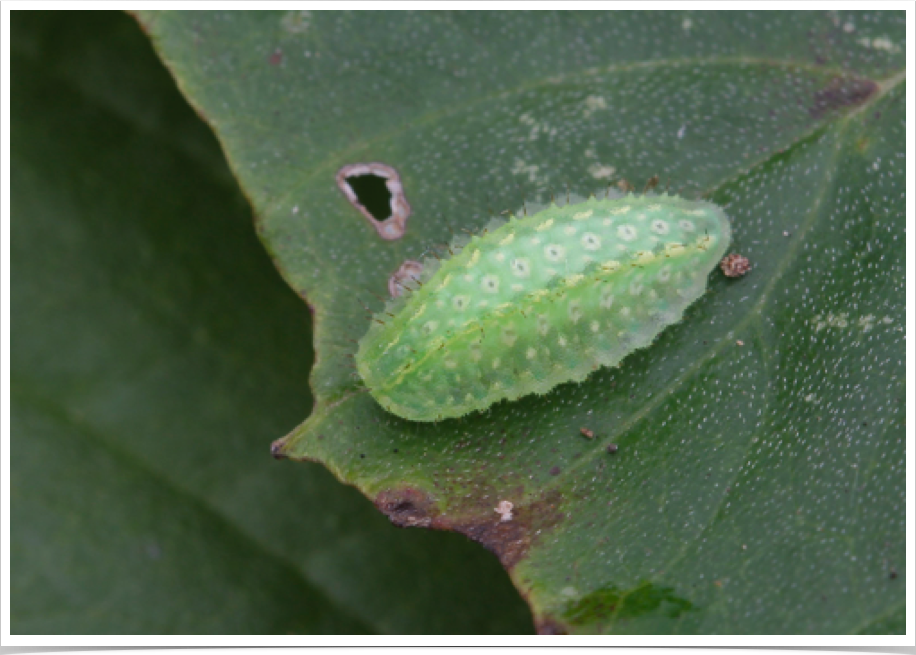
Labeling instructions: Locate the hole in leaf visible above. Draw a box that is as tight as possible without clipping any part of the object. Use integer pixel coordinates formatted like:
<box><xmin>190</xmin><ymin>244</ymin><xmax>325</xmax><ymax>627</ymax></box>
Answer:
<box><xmin>345</xmin><ymin>174</ymin><xmax>392</xmax><ymax>222</ymax></box>
<box><xmin>336</xmin><ymin>162</ymin><xmax>411</xmax><ymax>240</ymax></box>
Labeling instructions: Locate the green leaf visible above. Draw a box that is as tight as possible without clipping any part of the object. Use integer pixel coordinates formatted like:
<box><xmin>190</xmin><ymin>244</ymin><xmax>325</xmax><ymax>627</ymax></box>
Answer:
<box><xmin>139</xmin><ymin>11</ymin><xmax>905</xmax><ymax>633</ymax></box>
<box><xmin>10</xmin><ymin>11</ymin><xmax>532</xmax><ymax>634</ymax></box>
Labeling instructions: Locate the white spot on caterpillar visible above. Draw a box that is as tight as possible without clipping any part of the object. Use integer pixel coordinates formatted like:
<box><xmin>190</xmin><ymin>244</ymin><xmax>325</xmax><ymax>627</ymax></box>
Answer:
<box><xmin>499</xmin><ymin>233</ymin><xmax>515</xmax><ymax>246</ymax></box>
<box><xmin>526</xmin><ymin>347</ymin><xmax>537</xmax><ymax>360</ymax></box>
<box><xmin>679</xmin><ymin>219</ymin><xmax>696</xmax><ymax>232</ymax></box>
<box><xmin>511</xmin><ymin>257</ymin><xmax>531</xmax><ymax>277</ymax></box>
<box><xmin>444</xmin><ymin>360</ymin><xmax>457</xmax><ymax>369</ymax></box>
<box><xmin>651</xmin><ymin>219</ymin><xmax>670</xmax><ymax>235</ymax></box>
<box><xmin>501</xmin><ymin>326</ymin><xmax>518</xmax><ymax>346</ymax></box>
<box><xmin>581</xmin><ymin>233</ymin><xmax>602</xmax><ymax>250</ymax></box>
<box><xmin>564</xmin><ymin>225</ymin><xmax>578</xmax><ymax>236</ymax></box>
<box><xmin>452</xmin><ymin>295</ymin><xmax>470</xmax><ymax>311</ymax></box>
<box><xmin>600</xmin><ymin>289</ymin><xmax>615</xmax><ymax>309</ymax></box>
<box><xmin>422</xmin><ymin>321</ymin><xmax>439</xmax><ymax>334</ymax></box>
<box><xmin>537</xmin><ymin>315</ymin><xmax>551</xmax><ymax>336</ymax></box>
<box><xmin>568</xmin><ymin>300</ymin><xmax>583</xmax><ymax>323</ymax></box>
<box><xmin>469</xmin><ymin>344</ymin><xmax>483</xmax><ymax>361</ymax></box>
<box><xmin>573</xmin><ymin>210</ymin><xmax>594</xmax><ymax>221</ymax></box>
<box><xmin>590</xmin><ymin>320</ymin><xmax>600</xmax><ymax>333</ymax></box>
<box><xmin>610</xmin><ymin>206</ymin><xmax>631</xmax><ymax>215</ymax></box>
<box><xmin>545</xmin><ymin>244</ymin><xmax>566</xmax><ymax>262</ymax></box>
<box><xmin>617</xmin><ymin>224</ymin><xmax>637</xmax><ymax>241</ymax></box>
<box><xmin>481</xmin><ymin>275</ymin><xmax>500</xmax><ymax>293</ymax></box>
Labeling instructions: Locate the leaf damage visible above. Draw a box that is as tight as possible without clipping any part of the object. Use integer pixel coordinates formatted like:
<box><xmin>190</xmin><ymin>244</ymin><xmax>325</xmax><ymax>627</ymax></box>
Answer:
<box><xmin>376</xmin><ymin>486</ymin><xmax>566</xmax><ymax>570</ymax></box>
<box><xmin>809</xmin><ymin>76</ymin><xmax>878</xmax><ymax>118</ymax></box>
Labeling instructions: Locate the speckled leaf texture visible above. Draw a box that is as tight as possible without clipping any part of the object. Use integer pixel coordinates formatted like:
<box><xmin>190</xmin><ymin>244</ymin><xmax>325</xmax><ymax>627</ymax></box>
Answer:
<box><xmin>139</xmin><ymin>11</ymin><xmax>905</xmax><ymax>634</ymax></box>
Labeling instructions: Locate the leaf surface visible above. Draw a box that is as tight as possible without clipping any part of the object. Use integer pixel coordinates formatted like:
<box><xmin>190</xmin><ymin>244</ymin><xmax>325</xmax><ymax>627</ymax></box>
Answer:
<box><xmin>10</xmin><ymin>10</ymin><xmax>531</xmax><ymax>634</ymax></box>
<box><xmin>139</xmin><ymin>10</ymin><xmax>906</xmax><ymax>633</ymax></box>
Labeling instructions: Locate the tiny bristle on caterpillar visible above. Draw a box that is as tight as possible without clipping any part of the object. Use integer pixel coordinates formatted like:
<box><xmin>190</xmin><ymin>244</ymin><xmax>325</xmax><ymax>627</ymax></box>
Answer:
<box><xmin>356</xmin><ymin>192</ymin><xmax>731</xmax><ymax>422</ymax></box>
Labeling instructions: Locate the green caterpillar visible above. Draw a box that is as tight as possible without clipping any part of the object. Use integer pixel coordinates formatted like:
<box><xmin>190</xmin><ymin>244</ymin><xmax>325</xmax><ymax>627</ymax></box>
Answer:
<box><xmin>356</xmin><ymin>192</ymin><xmax>731</xmax><ymax>422</ymax></box>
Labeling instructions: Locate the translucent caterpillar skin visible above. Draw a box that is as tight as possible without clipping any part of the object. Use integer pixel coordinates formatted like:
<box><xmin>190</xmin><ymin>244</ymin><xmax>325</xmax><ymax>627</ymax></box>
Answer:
<box><xmin>356</xmin><ymin>193</ymin><xmax>731</xmax><ymax>422</ymax></box>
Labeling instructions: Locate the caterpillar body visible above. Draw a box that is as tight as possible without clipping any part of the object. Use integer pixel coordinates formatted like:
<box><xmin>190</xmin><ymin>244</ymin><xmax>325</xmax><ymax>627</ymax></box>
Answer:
<box><xmin>356</xmin><ymin>193</ymin><xmax>731</xmax><ymax>422</ymax></box>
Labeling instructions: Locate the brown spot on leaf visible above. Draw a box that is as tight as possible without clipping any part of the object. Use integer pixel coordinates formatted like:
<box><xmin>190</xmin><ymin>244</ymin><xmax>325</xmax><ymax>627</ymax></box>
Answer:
<box><xmin>720</xmin><ymin>253</ymin><xmax>751</xmax><ymax>278</ymax></box>
<box><xmin>809</xmin><ymin>77</ymin><xmax>877</xmax><ymax>119</ymax></box>
<box><xmin>269</xmin><ymin>48</ymin><xmax>283</xmax><ymax>66</ymax></box>
<box><xmin>389</xmin><ymin>260</ymin><xmax>424</xmax><ymax>298</ymax></box>
<box><xmin>375</xmin><ymin>487</ymin><xmax>435</xmax><ymax>528</ymax></box>
<box><xmin>375</xmin><ymin>486</ymin><xmax>565</xmax><ymax>570</ymax></box>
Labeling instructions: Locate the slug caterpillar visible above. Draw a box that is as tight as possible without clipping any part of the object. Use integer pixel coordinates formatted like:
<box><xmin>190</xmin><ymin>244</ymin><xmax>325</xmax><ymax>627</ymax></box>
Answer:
<box><xmin>356</xmin><ymin>192</ymin><xmax>731</xmax><ymax>422</ymax></box>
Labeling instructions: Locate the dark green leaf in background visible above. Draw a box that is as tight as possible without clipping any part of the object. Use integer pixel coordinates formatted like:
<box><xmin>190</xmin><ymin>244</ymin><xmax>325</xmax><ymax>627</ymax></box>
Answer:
<box><xmin>10</xmin><ymin>11</ymin><xmax>532</xmax><ymax>635</ymax></box>
<box><xmin>137</xmin><ymin>10</ymin><xmax>906</xmax><ymax>634</ymax></box>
